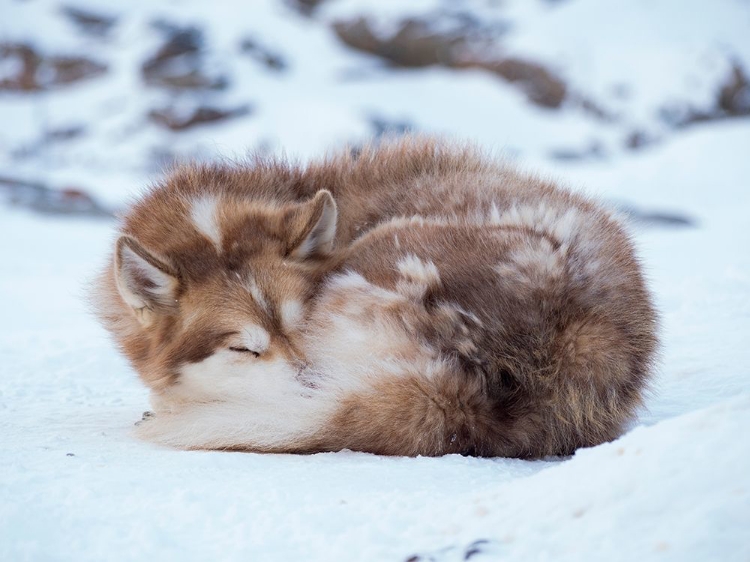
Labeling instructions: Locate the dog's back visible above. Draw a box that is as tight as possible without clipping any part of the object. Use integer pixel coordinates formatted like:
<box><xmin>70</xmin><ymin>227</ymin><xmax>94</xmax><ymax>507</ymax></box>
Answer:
<box><xmin>304</xmin><ymin>209</ymin><xmax>657</xmax><ymax>457</ymax></box>
<box><xmin>94</xmin><ymin>137</ymin><xmax>657</xmax><ymax>457</ymax></box>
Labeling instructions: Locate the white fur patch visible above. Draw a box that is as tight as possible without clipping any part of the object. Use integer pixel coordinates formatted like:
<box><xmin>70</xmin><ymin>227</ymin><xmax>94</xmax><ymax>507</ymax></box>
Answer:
<box><xmin>494</xmin><ymin>237</ymin><xmax>565</xmax><ymax>287</ymax></box>
<box><xmin>326</xmin><ymin>271</ymin><xmax>372</xmax><ymax>291</ymax></box>
<box><xmin>494</xmin><ymin>203</ymin><xmax>585</xmax><ymax>244</ymax></box>
<box><xmin>245</xmin><ymin>278</ymin><xmax>270</xmax><ymax>312</ymax></box>
<box><xmin>489</xmin><ymin>201</ymin><xmax>502</xmax><ymax>223</ymax></box>
<box><xmin>396</xmin><ymin>255</ymin><xmax>440</xmax><ymax>300</ymax></box>
<box><xmin>177</xmin><ymin>349</ymin><xmax>283</xmax><ymax>401</ymax></box>
<box><xmin>397</xmin><ymin>254</ymin><xmax>440</xmax><ymax>285</ymax></box>
<box><xmin>240</xmin><ymin>324</ymin><xmax>270</xmax><ymax>354</ymax></box>
<box><xmin>383</xmin><ymin>215</ymin><xmax>429</xmax><ymax>229</ymax></box>
<box><xmin>305</xmin><ymin>270</ymin><xmax>443</xmax><ymax>398</ymax></box>
<box><xmin>324</xmin><ymin>272</ymin><xmax>401</xmax><ymax>312</ymax></box>
<box><xmin>306</xmin><ymin>308</ymin><xmax>415</xmax><ymax>395</ymax></box>
<box><xmin>511</xmin><ymin>237</ymin><xmax>560</xmax><ymax>269</ymax></box>
<box><xmin>280</xmin><ymin>300</ymin><xmax>304</xmax><ymax>330</ymax></box>
<box><xmin>145</xmin><ymin>351</ymin><xmax>334</xmax><ymax>451</ymax></box>
<box><xmin>190</xmin><ymin>197</ymin><xmax>222</xmax><ymax>251</ymax></box>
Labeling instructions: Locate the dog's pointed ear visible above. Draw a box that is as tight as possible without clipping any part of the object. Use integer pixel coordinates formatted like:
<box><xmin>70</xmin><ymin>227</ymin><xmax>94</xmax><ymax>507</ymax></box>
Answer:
<box><xmin>114</xmin><ymin>236</ymin><xmax>179</xmax><ymax>323</ymax></box>
<box><xmin>286</xmin><ymin>190</ymin><xmax>338</xmax><ymax>259</ymax></box>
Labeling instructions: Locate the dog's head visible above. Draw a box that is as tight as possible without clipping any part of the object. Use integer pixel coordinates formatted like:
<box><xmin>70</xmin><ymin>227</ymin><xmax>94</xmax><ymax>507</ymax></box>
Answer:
<box><xmin>103</xmin><ymin>186</ymin><xmax>338</xmax><ymax>406</ymax></box>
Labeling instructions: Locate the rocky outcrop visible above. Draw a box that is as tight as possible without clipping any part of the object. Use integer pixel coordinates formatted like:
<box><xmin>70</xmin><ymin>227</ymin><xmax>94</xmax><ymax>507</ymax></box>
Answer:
<box><xmin>61</xmin><ymin>6</ymin><xmax>117</xmax><ymax>38</ymax></box>
<box><xmin>240</xmin><ymin>38</ymin><xmax>288</xmax><ymax>72</ymax></box>
<box><xmin>141</xmin><ymin>23</ymin><xmax>227</xmax><ymax>90</ymax></box>
<box><xmin>717</xmin><ymin>62</ymin><xmax>750</xmax><ymax>117</ymax></box>
<box><xmin>148</xmin><ymin>104</ymin><xmax>251</xmax><ymax>131</ymax></box>
<box><xmin>332</xmin><ymin>17</ymin><xmax>566</xmax><ymax>108</ymax></box>
<box><xmin>0</xmin><ymin>175</ymin><xmax>112</xmax><ymax>217</ymax></box>
<box><xmin>288</xmin><ymin>0</ymin><xmax>328</xmax><ymax>17</ymax></box>
<box><xmin>661</xmin><ymin>61</ymin><xmax>750</xmax><ymax>128</ymax></box>
<box><xmin>0</xmin><ymin>43</ymin><xmax>107</xmax><ymax>92</ymax></box>
<box><xmin>461</xmin><ymin>57</ymin><xmax>566</xmax><ymax>109</ymax></box>
<box><xmin>333</xmin><ymin>18</ymin><xmax>467</xmax><ymax>68</ymax></box>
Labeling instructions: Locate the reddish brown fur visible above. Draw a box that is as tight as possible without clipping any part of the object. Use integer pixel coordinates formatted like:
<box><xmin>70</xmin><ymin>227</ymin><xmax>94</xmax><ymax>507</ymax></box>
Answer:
<box><xmin>310</xmin><ymin>221</ymin><xmax>657</xmax><ymax>457</ymax></box>
<box><xmin>91</xmin><ymin>136</ymin><xmax>658</xmax><ymax>458</ymax></box>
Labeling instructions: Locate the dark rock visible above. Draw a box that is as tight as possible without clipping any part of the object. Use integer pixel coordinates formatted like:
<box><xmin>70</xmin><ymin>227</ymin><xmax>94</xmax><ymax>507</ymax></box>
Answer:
<box><xmin>61</xmin><ymin>6</ymin><xmax>117</xmax><ymax>37</ymax></box>
<box><xmin>45</xmin><ymin>125</ymin><xmax>86</xmax><ymax>143</ymax></box>
<box><xmin>332</xmin><ymin>17</ymin><xmax>566</xmax><ymax>108</ymax></box>
<box><xmin>240</xmin><ymin>38</ymin><xmax>287</xmax><ymax>72</ymax></box>
<box><xmin>369</xmin><ymin>115</ymin><xmax>414</xmax><ymax>137</ymax></box>
<box><xmin>549</xmin><ymin>141</ymin><xmax>606</xmax><ymax>161</ymax></box>
<box><xmin>333</xmin><ymin>17</ymin><xmax>467</xmax><ymax>68</ymax></box>
<box><xmin>403</xmin><ymin>540</ymin><xmax>498</xmax><ymax>562</ymax></box>
<box><xmin>0</xmin><ymin>42</ymin><xmax>107</xmax><ymax>91</ymax></box>
<box><xmin>661</xmin><ymin>60</ymin><xmax>750</xmax><ymax>128</ymax></box>
<box><xmin>142</xmin><ymin>24</ymin><xmax>227</xmax><ymax>90</ymax></box>
<box><xmin>287</xmin><ymin>0</ymin><xmax>327</xmax><ymax>17</ymax></box>
<box><xmin>0</xmin><ymin>175</ymin><xmax>113</xmax><ymax>218</ymax></box>
<box><xmin>148</xmin><ymin>103</ymin><xmax>251</xmax><ymax>131</ymax></box>
<box><xmin>47</xmin><ymin>56</ymin><xmax>107</xmax><ymax>86</ymax></box>
<box><xmin>0</xmin><ymin>44</ymin><xmax>38</xmax><ymax>90</ymax></box>
<box><xmin>464</xmin><ymin>539</ymin><xmax>490</xmax><ymax>560</ymax></box>
<box><xmin>473</xmin><ymin>57</ymin><xmax>567</xmax><ymax>108</ymax></box>
<box><xmin>718</xmin><ymin>62</ymin><xmax>750</xmax><ymax>116</ymax></box>
<box><xmin>577</xmin><ymin>95</ymin><xmax>617</xmax><ymax>122</ymax></box>
<box><xmin>7</xmin><ymin>125</ymin><xmax>87</xmax><ymax>161</ymax></box>
<box><xmin>625</xmin><ymin>130</ymin><xmax>656</xmax><ymax>150</ymax></box>
<box><xmin>613</xmin><ymin>202</ymin><xmax>697</xmax><ymax>228</ymax></box>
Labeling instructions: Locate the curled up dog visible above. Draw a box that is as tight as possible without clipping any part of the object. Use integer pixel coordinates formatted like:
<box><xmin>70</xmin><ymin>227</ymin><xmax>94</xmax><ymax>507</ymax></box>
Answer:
<box><xmin>91</xmin><ymin>137</ymin><xmax>658</xmax><ymax>458</ymax></box>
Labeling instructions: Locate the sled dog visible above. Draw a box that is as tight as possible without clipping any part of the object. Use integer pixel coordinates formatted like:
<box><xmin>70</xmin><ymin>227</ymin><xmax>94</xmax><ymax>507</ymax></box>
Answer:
<box><xmin>92</xmin><ymin>137</ymin><xmax>657</xmax><ymax>457</ymax></box>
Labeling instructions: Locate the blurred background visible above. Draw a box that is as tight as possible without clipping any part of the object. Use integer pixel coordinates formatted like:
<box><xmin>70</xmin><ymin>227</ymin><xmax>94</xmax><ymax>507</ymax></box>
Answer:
<box><xmin>2</xmin><ymin>0</ymin><xmax>748</xmax><ymax>216</ymax></box>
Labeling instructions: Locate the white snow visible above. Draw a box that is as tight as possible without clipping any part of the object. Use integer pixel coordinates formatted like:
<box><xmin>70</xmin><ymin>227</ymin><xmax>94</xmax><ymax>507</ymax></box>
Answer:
<box><xmin>2</xmin><ymin>119</ymin><xmax>749</xmax><ymax>561</ymax></box>
<box><xmin>1</xmin><ymin>0</ymin><xmax>749</xmax><ymax>560</ymax></box>
<box><xmin>3</xmin><ymin>0</ymin><xmax>749</xmax><ymax>207</ymax></box>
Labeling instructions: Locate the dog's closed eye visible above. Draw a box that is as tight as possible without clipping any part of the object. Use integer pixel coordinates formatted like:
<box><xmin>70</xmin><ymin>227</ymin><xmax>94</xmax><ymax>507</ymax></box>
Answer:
<box><xmin>228</xmin><ymin>346</ymin><xmax>261</xmax><ymax>358</ymax></box>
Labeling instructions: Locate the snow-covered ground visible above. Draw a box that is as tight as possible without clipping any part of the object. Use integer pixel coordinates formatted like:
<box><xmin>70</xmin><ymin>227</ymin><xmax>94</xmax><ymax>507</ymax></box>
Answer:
<box><xmin>2</xmin><ymin>0</ymin><xmax>749</xmax><ymax>560</ymax></box>
<box><xmin>2</xmin><ymin>119</ymin><xmax>748</xmax><ymax>562</ymax></box>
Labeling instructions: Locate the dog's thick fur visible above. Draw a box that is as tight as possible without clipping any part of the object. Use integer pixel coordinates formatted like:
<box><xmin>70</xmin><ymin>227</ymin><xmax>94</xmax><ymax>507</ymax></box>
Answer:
<box><xmin>92</xmin><ymin>137</ymin><xmax>658</xmax><ymax>457</ymax></box>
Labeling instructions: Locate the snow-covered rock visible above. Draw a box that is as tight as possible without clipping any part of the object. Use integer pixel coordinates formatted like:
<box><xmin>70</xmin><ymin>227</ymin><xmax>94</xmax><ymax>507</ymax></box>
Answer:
<box><xmin>2</xmin><ymin>0</ymin><xmax>749</xmax><ymax>209</ymax></box>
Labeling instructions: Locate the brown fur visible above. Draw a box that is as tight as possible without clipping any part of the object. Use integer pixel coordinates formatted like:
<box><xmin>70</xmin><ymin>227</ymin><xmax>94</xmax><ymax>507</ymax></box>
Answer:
<box><xmin>90</xmin><ymin>136</ymin><xmax>658</xmax><ymax>458</ymax></box>
<box><xmin>310</xmin><ymin>221</ymin><xmax>656</xmax><ymax>457</ymax></box>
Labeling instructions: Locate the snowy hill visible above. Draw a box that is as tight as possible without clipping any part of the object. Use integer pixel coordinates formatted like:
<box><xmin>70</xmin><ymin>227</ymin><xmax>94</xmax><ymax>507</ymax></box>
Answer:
<box><xmin>1</xmin><ymin>0</ymin><xmax>749</xmax><ymax>560</ymax></box>
<box><xmin>2</xmin><ymin>0</ymin><xmax>749</xmax><ymax>209</ymax></box>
